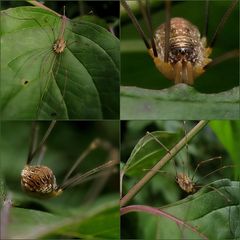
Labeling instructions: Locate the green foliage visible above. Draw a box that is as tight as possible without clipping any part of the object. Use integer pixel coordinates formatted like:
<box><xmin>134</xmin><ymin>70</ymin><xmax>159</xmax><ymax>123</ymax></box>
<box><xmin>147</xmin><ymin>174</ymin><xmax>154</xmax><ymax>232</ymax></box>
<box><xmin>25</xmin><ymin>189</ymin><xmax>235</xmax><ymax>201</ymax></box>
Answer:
<box><xmin>8</xmin><ymin>200</ymin><xmax>119</xmax><ymax>239</ymax></box>
<box><xmin>137</xmin><ymin>179</ymin><xmax>240</xmax><ymax>240</ymax></box>
<box><xmin>210</xmin><ymin>121</ymin><xmax>240</xmax><ymax>178</ymax></box>
<box><xmin>121</xmin><ymin>85</ymin><xmax>239</xmax><ymax>120</ymax></box>
<box><xmin>1</xmin><ymin>6</ymin><xmax>119</xmax><ymax>119</ymax></box>
<box><xmin>123</xmin><ymin>131</ymin><xmax>178</xmax><ymax>176</ymax></box>
<box><xmin>121</xmin><ymin>121</ymin><xmax>240</xmax><ymax>239</ymax></box>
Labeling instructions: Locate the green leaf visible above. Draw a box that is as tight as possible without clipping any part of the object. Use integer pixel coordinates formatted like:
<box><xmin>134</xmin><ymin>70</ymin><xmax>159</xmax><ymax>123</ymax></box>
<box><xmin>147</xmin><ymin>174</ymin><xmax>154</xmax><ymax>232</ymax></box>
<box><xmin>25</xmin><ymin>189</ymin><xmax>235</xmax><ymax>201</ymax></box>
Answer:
<box><xmin>210</xmin><ymin>121</ymin><xmax>240</xmax><ymax>178</ymax></box>
<box><xmin>1</xmin><ymin>7</ymin><xmax>119</xmax><ymax>120</ymax></box>
<box><xmin>8</xmin><ymin>199</ymin><xmax>119</xmax><ymax>239</ymax></box>
<box><xmin>137</xmin><ymin>179</ymin><xmax>240</xmax><ymax>239</ymax></box>
<box><xmin>48</xmin><ymin>203</ymin><xmax>120</xmax><ymax>239</ymax></box>
<box><xmin>121</xmin><ymin>85</ymin><xmax>240</xmax><ymax>120</ymax></box>
<box><xmin>123</xmin><ymin>131</ymin><xmax>178</xmax><ymax>176</ymax></box>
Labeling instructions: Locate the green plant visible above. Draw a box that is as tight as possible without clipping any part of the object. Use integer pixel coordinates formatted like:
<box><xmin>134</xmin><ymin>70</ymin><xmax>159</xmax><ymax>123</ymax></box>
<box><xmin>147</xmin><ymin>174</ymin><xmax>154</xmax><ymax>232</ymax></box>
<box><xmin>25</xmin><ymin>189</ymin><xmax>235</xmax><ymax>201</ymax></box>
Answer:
<box><xmin>120</xmin><ymin>120</ymin><xmax>240</xmax><ymax>239</ymax></box>
<box><xmin>1</xmin><ymin>2</ymin><xmax>120</xmax><ymax>119</ymax></box>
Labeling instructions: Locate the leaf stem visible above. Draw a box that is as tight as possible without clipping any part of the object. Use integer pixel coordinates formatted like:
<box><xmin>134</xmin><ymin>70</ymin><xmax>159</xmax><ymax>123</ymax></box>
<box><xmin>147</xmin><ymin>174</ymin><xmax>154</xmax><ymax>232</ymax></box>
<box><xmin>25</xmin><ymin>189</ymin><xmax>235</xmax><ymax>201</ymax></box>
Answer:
<box><xmin>121</xmin><ymin>205</ymin><xmax>208</xmax><ymax>240</ymax></box>
<box><xmin>120</xmin><ymin>120</ymin><xmax>209</xmax><ymax>207</ymax></box>
<box><xmin>26</xmin><ymin>1</ymin><xmax>61</xmax><ymax>17</ymax></box>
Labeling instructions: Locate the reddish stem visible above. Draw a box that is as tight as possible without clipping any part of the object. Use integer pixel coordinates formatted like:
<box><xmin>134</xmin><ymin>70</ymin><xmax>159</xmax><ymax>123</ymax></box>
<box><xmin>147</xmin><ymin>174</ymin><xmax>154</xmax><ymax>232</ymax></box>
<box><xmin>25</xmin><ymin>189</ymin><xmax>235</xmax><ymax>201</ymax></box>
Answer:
<box><xmin>121</xmin><ymin>205</ymin><xmax>208</xmax><ymax>240</ymax></box>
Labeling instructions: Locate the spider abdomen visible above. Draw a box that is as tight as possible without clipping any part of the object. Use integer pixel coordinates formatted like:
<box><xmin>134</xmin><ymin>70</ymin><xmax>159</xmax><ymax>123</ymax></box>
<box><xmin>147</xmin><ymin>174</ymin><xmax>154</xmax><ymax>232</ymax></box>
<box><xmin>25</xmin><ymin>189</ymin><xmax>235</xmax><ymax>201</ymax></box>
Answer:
<box><xmin>153</xmin><ymin>17</ymin><xmax>212</xmax><ymax>84</ymax></box>
<box><xmin>53</xmin><ymin>38</ymin><xmax>66</xmax><ymax>54</ymax></box>
<box><xmin>176</xmin><ymin>173</ymin><xmax>197</xmax><ymax>194</ymax></box>
<box><xmin>21</xmin><ymin>165</ymin><xmax>60</xmax><ymax>198</ymax></box>
<box><xmin>155</xmin><ymin>18</ymin><xmax>205</xmax><ymax>65</ymax></box>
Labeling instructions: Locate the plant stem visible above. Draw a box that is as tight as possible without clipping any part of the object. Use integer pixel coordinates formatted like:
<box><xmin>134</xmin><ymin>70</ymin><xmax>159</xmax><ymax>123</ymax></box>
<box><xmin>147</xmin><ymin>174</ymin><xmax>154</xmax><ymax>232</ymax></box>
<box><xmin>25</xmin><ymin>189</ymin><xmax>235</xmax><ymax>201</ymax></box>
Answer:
<box><xmin>121</xmin><ymin>205</ymin><xmax>208</xmax><ymax>240</ymax></box>
<box><xmin>26</xmin><ymin>1</ymin><xmax>61</xmax><ymax>17</ymax></box>
<box><xmin>120</xmin><ymin>120</ymin><xmax>209</xmax><ymax>207</ymax></box>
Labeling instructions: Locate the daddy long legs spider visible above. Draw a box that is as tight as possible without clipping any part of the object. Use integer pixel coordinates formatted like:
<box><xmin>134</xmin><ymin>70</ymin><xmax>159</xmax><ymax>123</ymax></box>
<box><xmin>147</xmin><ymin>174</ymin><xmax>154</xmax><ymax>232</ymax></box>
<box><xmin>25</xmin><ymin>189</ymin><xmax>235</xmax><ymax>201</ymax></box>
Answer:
<box><xmin>121</xmin><ymin>120</ymin><xmax>240</xmax><ymax>239</ymax></box>
<box><xmin>1</xmin><ymin>1</ymin><xmax>120</xmax><ymax>120</ymax></box>
<box><xmin>1</xmin><ymin>121</ymin><xmax>119</xmax><ymax>200</ymax></box>
<box><xmin>22</xmin><ymin>121</ymin><xmax>119</xmax><ymax>199</ymax></box>
<box><xmin>0</xmin><ymin>121</ymin><xmax>120</xmax><ymax>239</ymax></box>
<box><xmin>121</xmin><ymin>1</ymin><xmax>239</xmax><ymax>91</ymax></box>
<box><xmin>141</xmin><ymin>121</ymin><xmax>239</xmax><ymax>199</ymax></box>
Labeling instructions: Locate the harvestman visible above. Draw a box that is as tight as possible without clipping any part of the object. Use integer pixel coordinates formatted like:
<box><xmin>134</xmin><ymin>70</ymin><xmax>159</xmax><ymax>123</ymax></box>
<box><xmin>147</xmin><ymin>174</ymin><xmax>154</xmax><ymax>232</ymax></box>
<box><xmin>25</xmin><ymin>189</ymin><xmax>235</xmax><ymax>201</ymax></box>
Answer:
<box><xmin>1</xmin><ymin>7</ymin><xmax>73</xmax><ymax>118</ymax></box>
<box><xmin>121</xmin><ymin>0</ymin><xmax>239</xmax><ymax>85</ymax></box>
<box><xmin>21</xmin><ymin>121</ymin><xmax>118</xmax><ymax>198</ymax></box>
<box><xmin>2</xmin><ymin>5</ymin><xmax>106</xmax><ymax>119</ymax></box>
<box><xmin>145</xmin><ymin>122</ymin><xmax>234</xmax><ymax>202</ymax></box>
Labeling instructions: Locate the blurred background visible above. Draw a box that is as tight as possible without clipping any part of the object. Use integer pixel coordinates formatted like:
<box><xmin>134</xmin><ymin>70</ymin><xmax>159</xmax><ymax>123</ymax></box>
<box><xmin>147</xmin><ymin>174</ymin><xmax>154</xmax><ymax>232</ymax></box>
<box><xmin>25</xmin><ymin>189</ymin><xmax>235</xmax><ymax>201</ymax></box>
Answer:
<box><xmin>121</xmin><ymin>0</ymin><xmax>239</xmax><ymax>92</ymax></box>
<box><xmin>1</xmin><ymin>0</ymin><xmax>120</xmax><ymax>37</ymax></box>
<box><xmin>121</xmin><ymin>120</ymin><xmax>240</xmax><ymax>239</ymax></box>
<box><xmin>0</xmin><ymin>120</ymin><xmax>120</xmax><ymax>239</ymax></box>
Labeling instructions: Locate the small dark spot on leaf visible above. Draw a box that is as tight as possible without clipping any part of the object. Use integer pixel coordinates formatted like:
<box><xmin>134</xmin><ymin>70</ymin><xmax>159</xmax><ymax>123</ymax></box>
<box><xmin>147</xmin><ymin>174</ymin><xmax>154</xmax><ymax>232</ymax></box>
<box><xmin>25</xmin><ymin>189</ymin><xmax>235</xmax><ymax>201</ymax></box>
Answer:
<box><xmin>24</xmin><ymin>80</ymin><xmax>29</xmax><ymax>85</ymax></box>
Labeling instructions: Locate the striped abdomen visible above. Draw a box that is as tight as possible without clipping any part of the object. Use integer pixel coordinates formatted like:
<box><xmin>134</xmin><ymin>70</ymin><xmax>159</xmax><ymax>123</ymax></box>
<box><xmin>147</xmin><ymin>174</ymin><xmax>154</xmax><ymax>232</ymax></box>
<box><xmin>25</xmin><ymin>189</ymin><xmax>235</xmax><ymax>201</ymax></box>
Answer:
<box><xmin>21</xmin><ymin>165</ymin><xmax>61</xmax><ymax>198</ymax></box>
<box><xmin>155</xmin><ymin>17</ymin><xmax>206</xmax><ymax>66</ymax></box>
<box><xmin>153</xmin><ymin>17</ymin><xmax>211</xmax><ymax>84</ymax></box>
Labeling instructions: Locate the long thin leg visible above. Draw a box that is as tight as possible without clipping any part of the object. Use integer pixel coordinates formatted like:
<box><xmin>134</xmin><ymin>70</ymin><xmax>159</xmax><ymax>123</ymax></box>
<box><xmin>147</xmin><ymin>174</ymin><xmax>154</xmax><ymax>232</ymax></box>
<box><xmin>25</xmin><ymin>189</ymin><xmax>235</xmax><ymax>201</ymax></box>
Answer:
<box><xmin>29</xmin><ymin>120</ymin><xmax>56</xmax><ymax>161</ymax></box>
<box><xmin>197</xmin><ymin>164</ymin><xmax>235</xmax><ymax>182</ymax></box>
<box><xmin>209</xmin><ymin>0</ymin><xmax>238</xmax><ymax>48</ymax></box>
<box><xmin>145</xmin><ymin>0</ymin><xmax>158</xmax><ymax>57</ymax></box>
<box><xmin>27</xmin><ymin>122</ymin><xmax>39</xmax><ymax>165</ymax></box>
<box><xmin>63</xmin><ymin>138</ymin><xmax>102</xmax><ymax>182</ymax></box>
<box><xmin>202</xmin><ymin>0</ymin><xmax>209</xmax><ymax>38</ymax></box>
<box><xmin>146</xmin><ymin>131</ymin><xmax>180</xmax><ymax>176</ymax></box>
<box><xmin>2</xmin><ymin>12</ymin><xmax>55</xmax><ymax>44</ymax></box>
<box><xmin>138</xmin><ymin>1</ymin><xmax>151</xmax><ymax>35</ymax></box>
<box><xmin>60</xmin><ymin>158</ymin><xmax>119</xmax><ymax>190</ymax></box>
<box><xmin>69</xmin><ymin>168</ymin><xmax>116</xmax><ymax>186</ymax></box>
<box><xmin>143</xmin><ymin>168</ymin><xmax>176</xmax><ymax>182</ymax></box>
<box><xmin>146</xmin><ymin>131</ymin><xmax>171</xmax><ymax>154</ymax></box>
<box><xmin>84</xmin><ymin>166</ymin><xmax>116</xmax><ymax>204</ymax></box>
<box><xmin>37</xmin><ymin>145</ymin><xmax>47</xmax><ymax>165</ymax></box>
<box><xmin>121</xmin><ymin>0</ymin><xmax>151</xmax><ymax>50</ymax></box>
<box><xmin>191</xmin><ymin>156</ymin><xmax>222</xmax><ymax>181</ymax></box>
<box><xmin>164</xmin><ymin>0</ymin><xmax>171</xmax><ymax>62</ymax></box>
<box><xmin>205</xmin><ymin>49</ymin><xmax>239</xmax><ymax>69</ymax></box>
<box><xmin>182</xmin><ymin>121</ymin><xmax>189</xmax><ymax>177</ymax></box>
<box><xmin>196</xmin><ymin>184</ymin><xmax>231</xmax><ymax>202</ymax></box>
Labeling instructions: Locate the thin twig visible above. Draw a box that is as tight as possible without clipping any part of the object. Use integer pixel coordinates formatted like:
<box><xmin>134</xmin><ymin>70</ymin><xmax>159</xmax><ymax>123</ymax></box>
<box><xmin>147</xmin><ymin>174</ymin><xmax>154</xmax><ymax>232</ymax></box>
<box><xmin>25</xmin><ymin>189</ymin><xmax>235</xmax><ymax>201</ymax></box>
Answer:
<box><xmin>26</xmin><ymin>1</ymin><xmax>61</xmax><ymax>17</ymax></box>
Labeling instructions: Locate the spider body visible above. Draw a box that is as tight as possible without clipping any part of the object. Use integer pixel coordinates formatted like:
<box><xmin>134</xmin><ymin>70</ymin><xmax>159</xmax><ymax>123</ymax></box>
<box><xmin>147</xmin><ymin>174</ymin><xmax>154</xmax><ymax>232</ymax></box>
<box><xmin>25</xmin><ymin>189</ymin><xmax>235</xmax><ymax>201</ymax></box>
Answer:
<box><xmin>21</xmin><ymin>165</ymin><xmax>62</xmax><ymax>198</ymax></box>
<box><xmin>121</xmin><ymin>0</ymin><xmax>238</xmax><ymax>88</ymax></box>
<box><xmin>19</xmin><ymin>121</ymin><xmax>118</xmax><ymax>199</ymax></box>
<box><xmin>176</xmin><ymin>172</ymin><xmax>197</xmax><ymax>194</ymax></box>
<box><xmin>53</xmin><ymin>38</ymin><xmax>66</xmax><ymax>54</ymax></box>
<box><xmin>152</xmin><ymin>17</ymin><xmax>212</xmax><ymax>85</ymax></box>
<box><xmin>53</xmin><ymin>14</ymin><xmax>67</xmax><ymax>54</ymax></box>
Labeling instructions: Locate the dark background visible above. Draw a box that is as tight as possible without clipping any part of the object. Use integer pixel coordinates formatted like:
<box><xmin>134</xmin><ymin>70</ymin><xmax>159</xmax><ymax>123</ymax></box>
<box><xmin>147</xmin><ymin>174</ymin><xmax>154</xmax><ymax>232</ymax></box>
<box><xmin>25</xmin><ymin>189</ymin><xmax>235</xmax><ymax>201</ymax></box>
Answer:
<box><xmin>1</xmin><ymin>1</ymin><xmax>120</xmax><ymax>36</ymax></box>
<box><xmin>121</xmin><ymin>1</ymin><xmax>239</xmax><ymax>93</ymax></box>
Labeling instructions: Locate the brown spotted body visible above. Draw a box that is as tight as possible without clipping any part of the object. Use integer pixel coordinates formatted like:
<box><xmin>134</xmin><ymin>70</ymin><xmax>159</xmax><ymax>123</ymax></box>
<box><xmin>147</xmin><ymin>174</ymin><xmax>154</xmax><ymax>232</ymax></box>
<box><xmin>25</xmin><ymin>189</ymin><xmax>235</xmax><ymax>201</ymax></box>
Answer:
<box><xmin>152</xmin><ymin>17</ymin><xmax>212</xmax><ymax>85</ymax></box>
<box><xmin>53</xmin><ymin>15</ymin><xmax>67</xmax><ymax>54</ymax></box>
<box><xmin>176</xmin><ymin>172</ymin><xmax>197</xmax><ymax>194</ymax></box>
<box><xmin>21</xmin><ymin>165</ymin><xmax>62</xmax><ymax>198</ymax></box>
<box><xmin>53</xmin><ymin>38</ymin><xmax>66</xmax><ymax>54</ymax></box>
